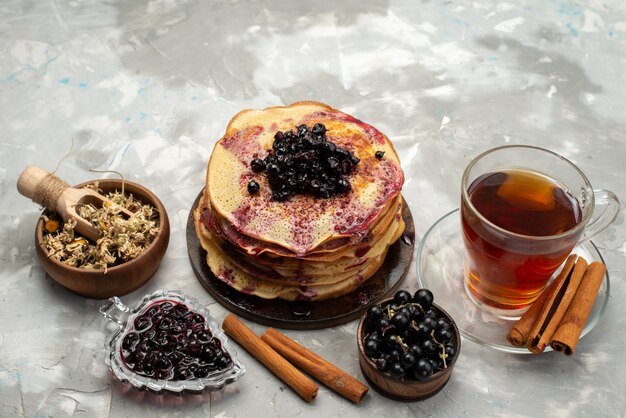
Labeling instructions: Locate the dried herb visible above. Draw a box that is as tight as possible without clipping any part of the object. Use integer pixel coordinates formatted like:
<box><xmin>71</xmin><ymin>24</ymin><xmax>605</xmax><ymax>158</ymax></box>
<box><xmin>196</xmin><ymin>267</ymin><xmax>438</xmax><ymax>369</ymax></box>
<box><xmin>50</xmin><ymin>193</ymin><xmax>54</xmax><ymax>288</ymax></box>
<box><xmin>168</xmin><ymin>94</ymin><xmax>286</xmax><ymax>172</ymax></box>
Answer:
<box><xmin>43</xmin><ymin>184</ymin><xmax>159</xmax><ymax>272</ymax></box>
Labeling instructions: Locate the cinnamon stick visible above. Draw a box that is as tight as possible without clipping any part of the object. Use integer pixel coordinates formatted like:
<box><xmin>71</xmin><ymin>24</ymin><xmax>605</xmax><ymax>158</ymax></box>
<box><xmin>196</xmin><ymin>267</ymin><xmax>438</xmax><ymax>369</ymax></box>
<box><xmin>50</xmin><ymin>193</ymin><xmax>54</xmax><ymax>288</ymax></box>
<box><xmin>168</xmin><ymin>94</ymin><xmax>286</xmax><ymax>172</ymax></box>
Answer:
<box><xmin>222</xmin><ymin>315</ymin><xmax>318</xmax><ymax>402</ymax></box>
<box><xmin>550</xmin><ymin>262</ymin><xmax>606</xmax><ymax>355</ymax></box>
<box><xmin>506</xmin><ymin>255</ymin><xmax>577</xmax><ymax>347</ymax></box>
<box><xmin>526</xmin><ymin>255</ymin><xmax>588</xmax><ymax>353</ymax></box>
<box><xmin>261</xmin><ymin>327</ymin><xmax>368</xmax><ymax>404</ymax></box>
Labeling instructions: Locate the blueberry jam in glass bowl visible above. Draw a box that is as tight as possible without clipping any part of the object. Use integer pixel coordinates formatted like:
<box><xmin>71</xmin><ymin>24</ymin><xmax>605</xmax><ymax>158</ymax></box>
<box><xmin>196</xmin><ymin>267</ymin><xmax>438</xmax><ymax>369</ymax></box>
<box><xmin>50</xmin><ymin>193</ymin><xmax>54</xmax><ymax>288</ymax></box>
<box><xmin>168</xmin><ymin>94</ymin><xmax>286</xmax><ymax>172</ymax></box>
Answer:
<box><xmin>101</xmin><ymin>289</ymin><xmax>245</xmax><ymax>393</ymax></box>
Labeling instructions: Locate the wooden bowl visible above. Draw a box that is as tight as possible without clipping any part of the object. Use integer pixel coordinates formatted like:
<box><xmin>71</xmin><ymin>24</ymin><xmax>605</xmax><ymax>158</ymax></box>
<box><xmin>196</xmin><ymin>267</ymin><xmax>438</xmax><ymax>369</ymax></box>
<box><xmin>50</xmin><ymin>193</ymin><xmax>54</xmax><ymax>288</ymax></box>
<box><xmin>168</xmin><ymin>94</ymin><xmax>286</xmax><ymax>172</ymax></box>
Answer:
<box><xmin>357</xmin><ymin>297</ymin><xmax>461</xmax><ymax>401</ymax></box>
<box><xmin>35</xmin><ymin>179</ymin><xmax>170</xmax><ymax>299</ymax></box>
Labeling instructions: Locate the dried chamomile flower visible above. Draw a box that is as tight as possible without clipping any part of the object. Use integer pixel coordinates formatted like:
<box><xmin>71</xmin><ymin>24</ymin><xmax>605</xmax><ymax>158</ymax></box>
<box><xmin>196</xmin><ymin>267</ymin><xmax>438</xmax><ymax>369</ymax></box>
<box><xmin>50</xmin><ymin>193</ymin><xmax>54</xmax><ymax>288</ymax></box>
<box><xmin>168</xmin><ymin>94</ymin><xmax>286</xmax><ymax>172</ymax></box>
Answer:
<box><xmin>43</xmin><ymin>186</ymin><xmax>159</xmax><ymax>272</ymax></box>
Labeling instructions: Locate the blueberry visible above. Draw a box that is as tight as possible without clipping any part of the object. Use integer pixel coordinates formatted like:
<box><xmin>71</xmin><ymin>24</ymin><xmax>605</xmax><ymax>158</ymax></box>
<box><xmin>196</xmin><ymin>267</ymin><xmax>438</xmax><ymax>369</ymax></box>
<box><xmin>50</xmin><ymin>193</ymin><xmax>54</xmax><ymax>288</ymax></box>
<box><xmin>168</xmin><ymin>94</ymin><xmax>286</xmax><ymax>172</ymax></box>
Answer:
<box><xmin>391</xmin><ymin>312</ymin><xmax>410</xmax><ymax>331</ymax></box>
<box><xmin>375</xmin><ymin>150</ymin><xmax>385</xmax><ymax>159</ymax></box>
<box><xmin>122</xmin><ymin>332</ymin><xmax>139</xmax><ymax>351</ymax></box>
<box><xmin>423</xmin><ymin>316</ymin><xmax>438</xmax><ymax>330</ymax></box>
<box><xmin>321</xmin><ymin>141</ymin><xmax>336</xmax><ymax>154</ymax></box>
<box><xmin>312</xmin><ymin>123</ymin><xmax>326</xmax><ymax>136</ymax></box>
<box><xmin>364</xmin><ymin>338</ymin><xmax>380</xmax><ymax>357</ymax></box>
<box><xmin>430</xmin><ymin>356</ymin><xmax>445</xmax><ymax>371</ymax></box>
<box><xmin>134</xmin><ymin>317</ymin><xmax>151</xmax><ymax>332</ymax></box>
<box><xmin>336</xmin><ymin>178</ymin><xmax>351</xmax><ymax>192</ymax></box>
<box><xmin>444</xmin><ymin>343</ymin><xmax>457</xmax><ymax>359</ymax></box>
<box><xmin>409</xmin><ymin>343</ymin><xmax>423</xmax><ymax>357</ymax></box>
<box><xmin>410</xmin><ymin>307</ymin><xmax>423</xmax><ymax>321</ymax></box>
<box><xmin>283</xmin><ymin>154</ymin><xmax>294</xmax><ymax>167</ymax></box>
<box><xmin>158</xmin><ymin>317</ymin><xmax>173</xmax><ymax>331</ymax></box>
<box><xmin>422</xmin><ymin>339</ymin><xmax>439</xmax><ymax>355</ymax></box>
<box><xmin>388</xmin><ymin>347</ymin><xmax>403</xmax><ymax>361</ymax></box>
<box><xmin>247</xmin><ymin>180</ymin><xmax>260</xmax><ymax>194</ymax></box>
<box><xmin>424</xmin><ymin>308</ymin><xmax>438</xmax><ymax>320</ymax></box>
<box><xmin>375</xmin><ymin>356</ymin><xmax>389</xmax><ymax>371</ymax></box>
<box><xmin>394</xmin><ymin>290</ymin><xmax>412</xmax><ymax>306</ymax></box>
<box><xmin>413</xmin><ymin>358</ymin><xmax>433</xmax><ymax>381</ymax></box>
<box><xmin>273</xmin><ymin>189</ymin><xmax>291</xmax><ymax>201</ymax></box>
<box><xmin>317</xmin><ymin>187</ymin><xmax>331</xmax><ymax>199</ymax></box>
<box><xmin>404</xmin><ymin>305</ymin><xmax>418</xmax><ymax>319</ymax></box>
<box><xmin>367</xmin><ymin>305</ymin><xmax>383</xmax><ymax>320</ymax></box>
<box><xmin>384</xmin><ymin>332</ymin><xmax>399</xmax><ymax>347</ymax></box>
<box><xmin>400</xmin><ymin>352</ymin><xmax>416</xmax><ymax>368</ymax></box>
<box><xmin>267</xmin><ymin>163</ymin><xmax>281</xmax><ymax>175</ymax></box>
<box><xmin>327</xmin><ymin>157</ymin><xmax>340</xmax><ymax>170</ymax></box>
<box><xmin>309</xmin><ymin>179</ymin><xmax>321</xmax><ymax>190</ymax></box>
<box><xmin>217</xmin><ymin>355</ymin><xmax>232</xmax><ymax>369</ymax></box>
<box><xmin>376</xmin><ymin>317</ymin><xmax>391</xmax><ymax>331</ymax></box>
<box><xmin>341</xmin><ymin>159</ymin><xmax>353</xmax><ymax>174</ymax></box>
<box><xmin>273</xmin><ymin>138</ymin><xmax>285</xmax><ymax>152</ymax></box>
<box><xmin>388</xmin><ymin>362</ymin><xmax>405</xmax><ymax>380</ymax></box>
<box><xmin>336</xmin><ymin>149</ymin><xmax>350</xmax><ymax>159</ymax></box>
<box><xmin>435</xmin><ymin>317</ymin><xmax>451</xmax><ymax>330</ymax></box>
<box><xmin>435</xmin><ymin>328</ymin><xmax>453</xmax><ymax>344</ymax></box>
<box><xmin>414</xmin><ymin>289</ymin><xmax>434</xmax><ymax>309</ymax></box>
<box><xmin>417</xmin><ymin>321</ymin><xmax>432</xmax><ymax>338</ymax></box>
<box><xmin>368</xmin><ymin>331</ymin><xmax>382</xmax><ymax>344</ymax></box>
<box><xmin>174</xmin><ymin>368</ymin><xmax>191</xmax><ymax>380</ymax></box>
<box><xmin>146</xmin><ymin>305</ymin><xmax>161</xmax><ymax>318</ymax></box>
<box><xmin>297</xmin><ymin>124</ymin><xmax>309</xmax><ymax>137</ymax></box>
<box><xmin>264</xmin><ymin>155</ymin><xmax>276</xmax><ymax>166</ymax></box>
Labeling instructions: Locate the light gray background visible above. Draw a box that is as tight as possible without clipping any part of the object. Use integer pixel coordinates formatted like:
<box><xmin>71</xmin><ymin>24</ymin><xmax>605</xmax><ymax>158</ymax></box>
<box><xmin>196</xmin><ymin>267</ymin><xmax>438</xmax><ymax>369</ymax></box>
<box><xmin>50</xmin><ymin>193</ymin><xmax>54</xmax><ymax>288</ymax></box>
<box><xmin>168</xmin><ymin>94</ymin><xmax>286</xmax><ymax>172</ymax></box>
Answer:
<box><xmin>1</xmin><ymin>0</ymin><xmax>624</xmax><ymax>417</ymax></box>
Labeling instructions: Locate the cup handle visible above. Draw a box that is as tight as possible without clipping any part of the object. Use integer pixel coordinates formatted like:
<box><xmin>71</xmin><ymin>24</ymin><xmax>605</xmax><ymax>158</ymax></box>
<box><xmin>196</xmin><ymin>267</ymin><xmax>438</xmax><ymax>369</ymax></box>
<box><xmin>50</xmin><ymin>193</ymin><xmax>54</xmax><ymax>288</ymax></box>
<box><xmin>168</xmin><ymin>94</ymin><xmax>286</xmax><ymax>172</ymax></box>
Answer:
<box><xmin>99</xmin><ymin>296</ymin><xmax>130</xmax><ymax>327</ymax></box>
<box><xmin>579</xmin><ymin>189</ymin><xmax>620</xmax><ymax>245</ymax></box>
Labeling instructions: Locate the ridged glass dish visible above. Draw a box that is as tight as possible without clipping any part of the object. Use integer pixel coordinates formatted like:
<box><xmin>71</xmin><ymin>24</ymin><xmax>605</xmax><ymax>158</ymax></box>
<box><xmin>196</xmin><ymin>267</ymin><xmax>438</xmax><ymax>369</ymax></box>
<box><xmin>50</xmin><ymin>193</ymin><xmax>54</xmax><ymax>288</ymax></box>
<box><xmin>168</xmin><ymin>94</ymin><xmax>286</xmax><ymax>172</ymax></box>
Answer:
<box><xmin>100</xmin><ymin>289</ymin><xmax>245</xmax><ymax>392</ymax></box>
<box><xmin>416</xmin><ymin>209</ymin><xmax>610</xmax><ymax>354</ymax></box>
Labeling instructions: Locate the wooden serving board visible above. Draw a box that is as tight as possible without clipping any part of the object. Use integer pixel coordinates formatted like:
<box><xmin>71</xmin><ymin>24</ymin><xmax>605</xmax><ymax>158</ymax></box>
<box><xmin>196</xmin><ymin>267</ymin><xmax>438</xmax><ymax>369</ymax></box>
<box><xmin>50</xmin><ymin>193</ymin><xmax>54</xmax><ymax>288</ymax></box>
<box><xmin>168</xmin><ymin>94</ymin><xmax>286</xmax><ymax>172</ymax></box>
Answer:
<box><xmin>186</xmin><ymin>190</ymin><xmax>415</xmax><ymax>330</ymax></box>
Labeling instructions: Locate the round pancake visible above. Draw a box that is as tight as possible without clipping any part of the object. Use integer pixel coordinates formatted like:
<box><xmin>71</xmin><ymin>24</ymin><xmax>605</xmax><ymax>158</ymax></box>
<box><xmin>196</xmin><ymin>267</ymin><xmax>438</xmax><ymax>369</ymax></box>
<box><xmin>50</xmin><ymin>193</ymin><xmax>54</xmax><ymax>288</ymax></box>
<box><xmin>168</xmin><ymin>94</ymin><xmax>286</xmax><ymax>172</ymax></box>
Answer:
<box><xmin>196</xmin><ymin>206</ymin><xmax>404</xmax><ymax>287</ymax></box>
<box><xmin>194</xmin><ymin>208</ymin><xmax>383</xmax><ymax>301</ymax></box>
<box><xmin>199</xmin><ymin>189</ymin><xmax>402</xmax><ymax>262</ymax></box>
<box><xmin>206</xmin><ymin>101</ymin><xmax>404</xmax><ymax>256</ymax></box>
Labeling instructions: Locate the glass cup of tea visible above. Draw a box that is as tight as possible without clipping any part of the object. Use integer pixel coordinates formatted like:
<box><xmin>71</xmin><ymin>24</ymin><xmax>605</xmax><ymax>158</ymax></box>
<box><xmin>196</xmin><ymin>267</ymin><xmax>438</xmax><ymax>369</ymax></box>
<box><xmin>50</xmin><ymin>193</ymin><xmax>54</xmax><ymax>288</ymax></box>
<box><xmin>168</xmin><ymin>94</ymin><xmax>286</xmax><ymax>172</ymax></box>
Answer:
<box><xmin>460</xmin><ymin>145</ymin><xmax>619</xmax><ymax>319</ymax></box>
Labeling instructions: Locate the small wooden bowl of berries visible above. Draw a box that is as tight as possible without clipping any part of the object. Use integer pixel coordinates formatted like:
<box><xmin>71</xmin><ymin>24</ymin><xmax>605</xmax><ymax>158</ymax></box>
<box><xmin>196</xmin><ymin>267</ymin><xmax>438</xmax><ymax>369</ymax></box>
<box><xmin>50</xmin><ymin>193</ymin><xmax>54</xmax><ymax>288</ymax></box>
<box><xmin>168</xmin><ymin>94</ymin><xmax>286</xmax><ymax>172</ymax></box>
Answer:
<box><xmin>357</xmin><ymin>288</ymin><xmax>461</xmax><ymax>401</ymax></box>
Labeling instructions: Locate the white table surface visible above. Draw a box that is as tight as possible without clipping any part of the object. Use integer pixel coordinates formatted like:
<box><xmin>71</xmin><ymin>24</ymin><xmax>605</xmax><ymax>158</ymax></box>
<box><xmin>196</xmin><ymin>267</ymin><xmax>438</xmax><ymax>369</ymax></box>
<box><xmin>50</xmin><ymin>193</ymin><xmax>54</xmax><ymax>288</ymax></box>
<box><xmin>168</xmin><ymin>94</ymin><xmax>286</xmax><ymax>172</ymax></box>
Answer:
<box><xmin>1</xmin><ymin>0</ymin><xmax>624</xmax><ymax>417</ymax></box>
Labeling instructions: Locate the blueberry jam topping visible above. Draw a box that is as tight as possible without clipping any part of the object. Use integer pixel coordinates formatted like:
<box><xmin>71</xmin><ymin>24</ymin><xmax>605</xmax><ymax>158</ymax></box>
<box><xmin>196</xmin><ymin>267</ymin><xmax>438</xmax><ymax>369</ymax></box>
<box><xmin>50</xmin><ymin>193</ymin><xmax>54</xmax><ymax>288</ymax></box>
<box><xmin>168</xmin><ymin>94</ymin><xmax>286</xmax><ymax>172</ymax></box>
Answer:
<box><xmin>248</xmin><ymin>123</ymin><xmax>360</xmax><ymax>201</ymax></box>
<box><xmin>363</xmin><ymin>289</ymin><xmax>457</xmax><ymax>381</ymax></box>
<box><xmin>120</xmin><ymin>300</ymin><xmax>233</xmax><ymax>381</ymax></box>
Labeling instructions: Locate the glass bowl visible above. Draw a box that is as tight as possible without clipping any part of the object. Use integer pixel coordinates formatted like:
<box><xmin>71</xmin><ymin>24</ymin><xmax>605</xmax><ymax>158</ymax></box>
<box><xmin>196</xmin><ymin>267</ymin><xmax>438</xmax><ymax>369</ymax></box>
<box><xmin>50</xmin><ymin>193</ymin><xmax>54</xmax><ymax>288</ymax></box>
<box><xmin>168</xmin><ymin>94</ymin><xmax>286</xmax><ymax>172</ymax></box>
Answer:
<box><xmin>100</xmin><ymin>289</ymin><xmax>245</xmax><ymax>392</ymax></box>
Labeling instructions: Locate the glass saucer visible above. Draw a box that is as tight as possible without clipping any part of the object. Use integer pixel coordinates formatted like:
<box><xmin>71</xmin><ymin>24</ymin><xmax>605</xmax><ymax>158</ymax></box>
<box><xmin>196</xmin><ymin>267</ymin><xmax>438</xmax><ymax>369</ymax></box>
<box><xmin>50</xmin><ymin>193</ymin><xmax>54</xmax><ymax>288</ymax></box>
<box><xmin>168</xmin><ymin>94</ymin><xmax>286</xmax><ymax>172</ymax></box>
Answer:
<box><xmin>416</xmin><ymin>209</ymin><xmax>610</xmax><ymax>354</ymax></box>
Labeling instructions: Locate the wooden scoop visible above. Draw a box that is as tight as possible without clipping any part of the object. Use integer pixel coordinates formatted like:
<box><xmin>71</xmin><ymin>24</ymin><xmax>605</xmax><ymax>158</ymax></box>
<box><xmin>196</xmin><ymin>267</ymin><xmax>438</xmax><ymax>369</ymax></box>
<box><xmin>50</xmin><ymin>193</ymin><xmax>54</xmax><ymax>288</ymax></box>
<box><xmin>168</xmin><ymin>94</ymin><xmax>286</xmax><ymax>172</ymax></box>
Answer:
<box><xmin>17</xmin><ymin>166</ymin><xmax>133</xmax><ymax>242</ymax></box>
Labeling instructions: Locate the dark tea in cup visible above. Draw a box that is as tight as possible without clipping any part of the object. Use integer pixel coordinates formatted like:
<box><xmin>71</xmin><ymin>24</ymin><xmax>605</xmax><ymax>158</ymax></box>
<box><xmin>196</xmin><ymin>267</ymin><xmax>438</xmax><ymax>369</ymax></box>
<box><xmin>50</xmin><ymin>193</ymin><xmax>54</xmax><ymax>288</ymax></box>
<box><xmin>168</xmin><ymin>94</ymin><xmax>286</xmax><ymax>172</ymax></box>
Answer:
<box><xmin>460</xmin><ymin>146</ymin><xmax>619</xmax><ymax>318</ymax></box>
<box><xmin>462</xmin><ymin>169</ymin><xmax>582</xmax><ymax>310</ymax></box>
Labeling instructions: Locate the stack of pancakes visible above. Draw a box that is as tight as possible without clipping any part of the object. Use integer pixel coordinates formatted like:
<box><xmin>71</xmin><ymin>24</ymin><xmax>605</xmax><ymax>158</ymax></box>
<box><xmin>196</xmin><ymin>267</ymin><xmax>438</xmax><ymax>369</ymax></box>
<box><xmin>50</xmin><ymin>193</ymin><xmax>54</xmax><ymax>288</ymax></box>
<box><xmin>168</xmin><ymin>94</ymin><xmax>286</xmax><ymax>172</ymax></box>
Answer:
<box><xmin>194</xmin><ymin>102</ymin><xmax>405</xmax><ymax>301</ymax></box>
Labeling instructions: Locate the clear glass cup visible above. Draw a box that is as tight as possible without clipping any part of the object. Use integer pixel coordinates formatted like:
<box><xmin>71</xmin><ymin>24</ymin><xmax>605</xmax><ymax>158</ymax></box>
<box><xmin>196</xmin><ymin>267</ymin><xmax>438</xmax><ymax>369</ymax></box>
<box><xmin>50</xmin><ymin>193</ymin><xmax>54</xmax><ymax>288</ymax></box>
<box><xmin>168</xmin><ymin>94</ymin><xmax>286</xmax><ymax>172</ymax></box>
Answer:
<box><xmin>460</xmin><ymin>145</ymin><xmax>619</xmax><ymax>318</ymax></box>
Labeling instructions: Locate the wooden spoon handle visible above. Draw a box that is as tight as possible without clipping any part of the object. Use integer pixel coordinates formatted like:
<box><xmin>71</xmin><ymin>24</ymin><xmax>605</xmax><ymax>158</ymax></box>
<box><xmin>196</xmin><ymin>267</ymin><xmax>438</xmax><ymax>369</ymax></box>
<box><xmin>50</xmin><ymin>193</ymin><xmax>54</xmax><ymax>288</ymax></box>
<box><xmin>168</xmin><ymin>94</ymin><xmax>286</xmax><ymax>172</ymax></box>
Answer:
<box><xmin>17</xmin><ymin>166</ymin><xmax>69</xmax><ymax>211</ymax></box>
<box><xmin>17</xmin><ymin>166</ymin><xmax>101</xmax><ymax>241</ymax></box>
